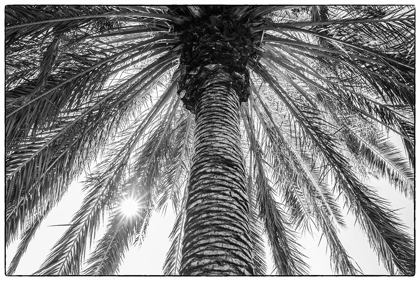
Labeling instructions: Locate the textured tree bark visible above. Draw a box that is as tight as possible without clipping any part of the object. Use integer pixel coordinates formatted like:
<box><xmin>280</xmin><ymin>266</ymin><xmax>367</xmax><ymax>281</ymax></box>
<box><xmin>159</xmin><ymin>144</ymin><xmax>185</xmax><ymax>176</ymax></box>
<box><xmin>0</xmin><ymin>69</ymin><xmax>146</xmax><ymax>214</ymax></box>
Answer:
<box><xmin>179</xmin><ymin>71</ymin><xmax>254</xmax><ymax>275</ymax></box>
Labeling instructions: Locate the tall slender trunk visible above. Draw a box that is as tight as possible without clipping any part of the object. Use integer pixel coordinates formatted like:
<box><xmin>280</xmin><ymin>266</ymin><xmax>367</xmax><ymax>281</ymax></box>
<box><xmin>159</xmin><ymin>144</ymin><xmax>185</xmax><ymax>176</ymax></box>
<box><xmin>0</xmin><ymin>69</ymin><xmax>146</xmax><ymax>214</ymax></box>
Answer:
<box><xmin>179</xmin><ymin>70</ymin><xmax>254</xmax><ymax>275</ymax></box>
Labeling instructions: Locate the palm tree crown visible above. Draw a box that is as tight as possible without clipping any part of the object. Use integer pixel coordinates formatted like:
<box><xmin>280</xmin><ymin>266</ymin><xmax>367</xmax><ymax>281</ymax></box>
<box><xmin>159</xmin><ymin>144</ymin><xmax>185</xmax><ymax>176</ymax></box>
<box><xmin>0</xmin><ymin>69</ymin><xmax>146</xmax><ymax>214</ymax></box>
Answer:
<box><xmin>6</xmin><ymin>5</ymin><xmax>414</xmax><ymax>276</ymax></box>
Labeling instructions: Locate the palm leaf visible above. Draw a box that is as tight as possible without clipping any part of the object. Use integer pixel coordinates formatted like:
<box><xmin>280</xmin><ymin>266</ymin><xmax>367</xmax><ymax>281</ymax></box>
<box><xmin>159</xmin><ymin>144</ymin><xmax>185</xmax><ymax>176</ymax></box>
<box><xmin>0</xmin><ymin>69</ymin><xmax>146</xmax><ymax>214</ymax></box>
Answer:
<box><xmin>83</xmin><ymin>201</ymin><xmax>148</xmax><ymax>275</ymax></box>
<box><xmin>249</xmin><ymin>92</ymin><xmax>361</xmax><ymax>274</ymax></box>
<box><xmin>342</xmin><ymin>124</ymin><xmax>413</xmax><ymax>198</ymax></box>
<box><xmin>34</xmin><ymin>83</ymin><xmax>175</xmax><ymax>275</ymax></box>
<box><xmin>156</xmin><ymin>113</ymin><xmax>193</xmax><ymax>215</ymax></box>
<box><xmin>245</xmin><ymin>171</ymin><xmax>267</xmax><ymax>275</ymax></box>
<box><xmin>163</xmin><ymin>178</ymin><xmax>189</xmax><ymax>275</ymax></box>
<box><xmin>254</xmin><ymin>62</ymin><xmax>413</xmax><ymax>275</ymax></box>
<box><xmin>6</xmin><ymin>53</ymin><xmax>177</xmax><ymax>245</ymax></box>
<box><xmin>6</xmin><ymin>35</ymin><xmax>176</xmax><ymax>144</ymax></box>
<box><xmin>250</xmin><ymin>92</ymin><xmax>345</xmax><ymax>229</ymax></box>
<box><xmin>7</xmin><ymin>204</ymin><xmax>51</xmax><ymax>275</ymax></box>
<box><xmin>242</xmin><ymin>105</ymin><xmax>309</xmax><ymax>275</ymax></box>
<box><xmin>6</xmin><ymin>5</ymin><xmax>414</xmax><ymax>276</ymax></box>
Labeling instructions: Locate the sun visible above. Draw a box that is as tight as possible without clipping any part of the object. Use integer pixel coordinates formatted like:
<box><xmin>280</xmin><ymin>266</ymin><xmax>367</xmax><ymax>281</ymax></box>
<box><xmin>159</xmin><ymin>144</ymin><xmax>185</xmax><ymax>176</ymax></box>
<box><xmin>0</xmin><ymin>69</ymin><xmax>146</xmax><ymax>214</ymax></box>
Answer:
<box><xmin>118</xmin><ymin>196</ymin><xmax>140</xmax><ymax>218</ymax></box>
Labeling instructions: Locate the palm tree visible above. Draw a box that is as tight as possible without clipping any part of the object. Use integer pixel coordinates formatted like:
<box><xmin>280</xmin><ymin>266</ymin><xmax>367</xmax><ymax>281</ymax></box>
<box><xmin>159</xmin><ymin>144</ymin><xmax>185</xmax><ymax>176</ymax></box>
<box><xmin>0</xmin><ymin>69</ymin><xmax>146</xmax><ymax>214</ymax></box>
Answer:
<box><xmin>5</xmin><ymin>5</ymin><xmax>414</xmax><ymax>276</ymax></box>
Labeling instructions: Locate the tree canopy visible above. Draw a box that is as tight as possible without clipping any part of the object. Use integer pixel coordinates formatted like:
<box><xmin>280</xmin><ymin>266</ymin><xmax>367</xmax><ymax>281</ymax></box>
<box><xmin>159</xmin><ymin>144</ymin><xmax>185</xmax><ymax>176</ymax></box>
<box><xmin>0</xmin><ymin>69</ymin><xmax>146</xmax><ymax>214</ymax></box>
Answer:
<box><xmin>5</xmin><ymin>5</ymin><xmax>414</xmax><ymax>275</ymax></box>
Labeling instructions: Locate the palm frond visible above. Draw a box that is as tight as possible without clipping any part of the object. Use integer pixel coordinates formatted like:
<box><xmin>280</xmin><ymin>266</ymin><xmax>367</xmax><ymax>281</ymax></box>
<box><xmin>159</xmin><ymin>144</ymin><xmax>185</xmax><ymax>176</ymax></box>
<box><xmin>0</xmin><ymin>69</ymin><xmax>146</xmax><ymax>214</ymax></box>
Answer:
<box><xmin>256</xmin><ymin>61</ymin><xmax>414</xmax><ymax>274</ymax></box>
<box><xmin>310</xmin><ymin>202</ymin><xmax>362</xmax><ymax>275</ymax></box>
<box><xmin>6</xmin><ymin>49</ymin><xmax>177</xmax><ymax>191</ymax></box>
<box><xmin>257</xmin><ymin>40</ymin><xmax>414</xmax><ymax>171</ymax></box>
<box><xmin>258</xmin><ymin>41</ymin><xmax>413</xmax><ymax>144</ymax></box>
<box><xmin>6</xmin><ymin>6</ymin><xmax>181</xmax><ymax>41</ymax></box>
<box><xmin>34</xmin><ymin>178</ymin><xmax>113</xmax><ymax>275</ymax></box>
<box><xmin>261</xmin><ymin>22</ymin><xmax>414</xmax><ymax>110</ymax></box>
<box><xmin>242</xmin><ymin>105</ymin><xmax>309</xmax><ymax>275</ymax></box>
<box><xmin>131</xmin><ymin>204</ymin><xmax>154</xmax><ymax>248</ymax></box>
<box><xmin>34</xmin><ymin>83</ymin><xmax>176</xmax><ymax>275</ymax></box>
<box><xmin>6</xmin><ymin>52</ymin><xmax>177</xmax><ymax>245</ymax></box>
<box><xmin>156</xmin><ymin>113</ymin><xmax>193</xmax><ymax>214</ymax></box>
<box><xmin>245</xmin><ymin>171</ymin><xmax>267</xmax><ymax>275</ymax></box>
<box><xmin>342</xmin><ymin>125</ymin><xmax>413</xmax><ymax>198</ymax></box>
<box><xmin>334</xmin><ymin>174</ymin><xmax>414</xmax><ymax>275</ymax></box>
<box><xmin>161</xmin><ymin>114</ymin><xmax>195</xmax><ymax>275</ymax></box>
<box><xmin>249</xmin><ymin>91</ymin><xmax>361</xmax><ymax>274</ymax></box>
<box><xmin>249</xmin><ymin>73</ymin><xmax>345</xmax><ymax>229</ymax></box>
<box><xmin>83</xmin><ymin>96</ymin><xmax>181</xmax><ymax>275</ymax></box>
<box><xmin>248</xmin><ymin>6</ymin><xmax>283</xmax><ymax>18</ymax></box>
<box><xmin>7</xmin><ymin>205</ymin><xmax>51</xmax><ymax>275</ymax></box>
<box><xmin>82</xmin><ymin>206</ymin><xmax>146</xmax><ymax>275</ymax></box>
<box><xmin>129</xmin><ymin>95</ymin><xmax>183</xmax><ymax>245</ymax></box>
<box><xmin>133</xmin><ymin>95</ymin><xmax>181</xmax><ymax>201</ymax></box>
<box><xmin>264</xmin><ymin>14</ymin><xmax>414</xmax><ymax>70</ymax></box>
<box><xmin>259</xmin><ymin>115</ymin><xmax>344</xmax><ymax>229</ymax></box>
<box><xmin>254</xmin><ymin>62</ymin><xmax>413</xmax><ymax>275</ymax></box>
<box><xmin>163</xmin><ymin>178</ymin><xmax>189</xmax><ymax>275</ymax></box>
<box><xmin>6</xmin><ymin>36</ymin><xmax>176</xmax><ymax>143</ymax></box>
<box><xmin>6</xmin><ymin>5</ymin><xmax>414</xmax><ymax>276</ymax></box>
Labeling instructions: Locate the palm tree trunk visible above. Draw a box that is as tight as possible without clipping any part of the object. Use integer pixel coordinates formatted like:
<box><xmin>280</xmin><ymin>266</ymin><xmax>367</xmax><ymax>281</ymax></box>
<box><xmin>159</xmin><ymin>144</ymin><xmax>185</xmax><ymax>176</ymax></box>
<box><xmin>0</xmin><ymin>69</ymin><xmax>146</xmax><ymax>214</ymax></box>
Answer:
<box><xmin>179</xmin><ymin>70</ymin><xmax>253</xmax><ymax>275</ymax></box>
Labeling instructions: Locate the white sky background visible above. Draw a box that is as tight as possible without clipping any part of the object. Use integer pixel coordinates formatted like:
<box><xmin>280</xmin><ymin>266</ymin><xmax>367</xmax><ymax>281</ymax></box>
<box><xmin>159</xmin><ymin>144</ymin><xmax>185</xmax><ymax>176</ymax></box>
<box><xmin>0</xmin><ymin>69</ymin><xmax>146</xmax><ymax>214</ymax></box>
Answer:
<box><xmin>2</xmin><ymin>0</ymin><xmax>417</xmax><ymax>277</ymax></box>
